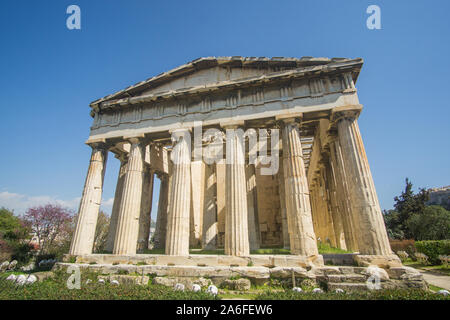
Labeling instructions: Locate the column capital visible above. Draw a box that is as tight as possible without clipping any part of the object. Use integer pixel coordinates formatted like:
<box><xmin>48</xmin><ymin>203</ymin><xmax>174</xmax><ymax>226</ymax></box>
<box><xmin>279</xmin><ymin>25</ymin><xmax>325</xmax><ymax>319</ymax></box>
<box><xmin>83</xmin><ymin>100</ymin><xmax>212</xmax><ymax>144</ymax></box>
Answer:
<box><xmin>220</xmin><ymin>120</ymin><xmax>245</xmax><ymax>129</ymax></box>
<box><xmin>86</xmin><ymin>138</ymin><xmax>109</xmax><ymax>150</ymax></box>
<box><xmin>275</xmin><ymin>112</ymin><xmax>303</xmax><ymax>124</ymax></box>
<box><xmin>123</xmin><ymin>134</ymin><xmax>148</xmax><ymax>145</ymax></box>
<box><xmin>330</xmin><ymin>105</ymin><xmax>362</xmax><ymax>123</ymax></box>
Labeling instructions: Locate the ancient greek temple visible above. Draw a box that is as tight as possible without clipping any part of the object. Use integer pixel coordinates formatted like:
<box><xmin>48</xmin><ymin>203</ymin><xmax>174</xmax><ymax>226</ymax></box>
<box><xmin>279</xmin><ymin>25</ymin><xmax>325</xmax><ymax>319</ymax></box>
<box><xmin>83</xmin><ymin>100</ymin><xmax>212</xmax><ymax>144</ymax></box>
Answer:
<box><xmin>68</xmin><ymin>56</ymin><xmax>399</xmax><ymax>268</ymax></box>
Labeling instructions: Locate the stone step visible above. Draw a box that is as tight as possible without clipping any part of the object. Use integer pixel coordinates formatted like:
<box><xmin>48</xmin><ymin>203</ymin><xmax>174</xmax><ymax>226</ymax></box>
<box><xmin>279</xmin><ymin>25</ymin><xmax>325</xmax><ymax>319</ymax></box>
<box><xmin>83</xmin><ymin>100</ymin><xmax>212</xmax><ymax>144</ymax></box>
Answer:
<box><xmin>326</xmin><ymin>274</ymin><xmax>367</xmax><ymax>283</ymax></box>
<box><xmin>327</xmin><ymin>282</ymin><xmax>370</xmax><ymax>292</ymax></box>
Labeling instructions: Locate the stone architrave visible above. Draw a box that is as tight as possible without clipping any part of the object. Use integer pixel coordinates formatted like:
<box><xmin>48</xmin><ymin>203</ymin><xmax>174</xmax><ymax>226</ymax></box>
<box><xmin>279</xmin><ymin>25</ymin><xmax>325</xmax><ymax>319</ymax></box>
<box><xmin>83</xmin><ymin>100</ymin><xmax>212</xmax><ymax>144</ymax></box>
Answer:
<box><xmin>69</xmin><ymin>143</ymin><xmax>108</xmax><ymax>255</ymax></box>
<box><xmin>165</xmin><ymin>129</ymin><xmax>191</xmax><ymax>256</ymax></box>
<box><xmin>281</xmin><ymin>119</ymin><xmax>318</xmax><ymax>257</ymax></box>
<box><xmin>113</xmin><ymin>137</ymin><xmax>146</xmax><ymax>255</ymax></box>
<box><xmin>224</xmin><ymin>125</ymin><xmax>250</xmax><ymax>256</ymax></box>
<box><xmin>335</xmin><ymin>109</ymin><xmax>392</xmax><ymax>255</ymax></box>
<box><xmin>105</xmin><ymin>155</ymin><xmax>127</xmax><ymax>252</ymax></box>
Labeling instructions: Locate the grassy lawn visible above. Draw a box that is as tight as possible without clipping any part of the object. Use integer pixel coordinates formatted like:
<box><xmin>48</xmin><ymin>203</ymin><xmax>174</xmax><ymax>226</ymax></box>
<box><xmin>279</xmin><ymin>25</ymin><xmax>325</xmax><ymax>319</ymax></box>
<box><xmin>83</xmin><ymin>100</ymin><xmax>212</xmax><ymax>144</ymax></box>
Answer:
<box><xmin>1</xmin><ymin>270</ymin><xmax>447</xmax><ymax>300</ymax></box>
<box><xmin>403</xmin><ymin>259</ymin><xmax>450</xmax><ymax>276</ymax></box>
<box><xmin>0</xmin><ymin>271</ymin><xmax>217</xmax><ymax>300</ymax></box>
<box><xmin>254</xmin><ymin>289</ymin><xmax>448</xmax><ymax>300</ymax></box>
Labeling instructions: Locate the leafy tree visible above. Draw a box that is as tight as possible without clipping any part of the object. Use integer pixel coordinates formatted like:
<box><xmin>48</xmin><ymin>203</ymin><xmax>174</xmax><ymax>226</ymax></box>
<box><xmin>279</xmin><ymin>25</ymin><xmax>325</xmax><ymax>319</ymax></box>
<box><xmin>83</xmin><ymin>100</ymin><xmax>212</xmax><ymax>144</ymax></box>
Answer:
<box><xmin>392</xmin><ymin>178</ymin><xmax>429</xmax><ymax>239</ymax></box>
<box><xmin>23</xmin><ymin>204</ymin><xmax>73</xmax><ymax>255</ymax></box>
<box><xmin>383</xmin><ymin>209</ymin><xmax>405</xmax><ymax>240</ymax></box>
<box><xmin>406</xmin><ymin>206</ymin><xmax>450</xmax><ymax>240</ymax></box>
<box><xmin>0</xmin><ymin>208</ymin><xmax>33</xmax><ymax>263</ymax></box>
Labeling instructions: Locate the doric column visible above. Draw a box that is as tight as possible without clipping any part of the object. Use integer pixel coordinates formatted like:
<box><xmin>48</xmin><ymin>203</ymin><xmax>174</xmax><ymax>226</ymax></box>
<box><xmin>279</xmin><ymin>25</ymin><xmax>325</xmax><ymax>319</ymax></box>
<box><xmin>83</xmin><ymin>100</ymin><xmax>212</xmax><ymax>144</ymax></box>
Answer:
<box><xmin>246</xmin><ymin>164</ymin><xmax>260</xmax><ymax>251</ymax></box>
<box><xmin>334</xmin><ymin>109</ymin><xmax>392</xmax><ymax>255</ymax></box>
<box><xmin>202</xmin><ymin>164</ymin><xmax>218</xmax><ymax>250</ymax></box>
<box><xmin>324</xmin><ymin>158</ymin><xmax>347</xmax><ymax>250</ymax></box>
<box><xmin>113</xmin><ymin>137</ymin><xmax>146</xmax><ymax>255</ymax></box>
<box><xmin>70</xmin><ymin>143</ymin><xmax>108</xmax><ymax>255</ymax></box>
<box><xmin>329</xmin><ymin>139</ymin><xmax>358</xmax><ymax>251</ymax></box>
<box><xmin>277</xmin><ymin>160</ymin><xmax>290</xmax><ymax>249</ymax></box>
<box><xmin>165</xmin><ymin>129</ymin><xmax>191</xmax><ymax>256</ymax></box>
<box><xmin>224</xmin><ymin>124</ymin><xmax>250</xmax><ymax>256</ymax></box>
<box><xmin>153</xmin><ymin>173</ymin><xmax>169</xmax><ymax>249</ymax></box>
<box><xmin>137</xmin><ymin>166</ymin><xmax>154</xmax><ymax>252</ymax></box>
<box><xmin>190</xmin><ymin>160</ymin><xmax>205</xmax><ymax>247</ymax></box>
<box><xmin>281</xmin><ymin>119</ymin><xmax>319</xmax><ymax>257</ymax></box>
<box><xmin>105</xmin><ymin>154</ymin><xmax>127</xmax><ymax>252</ymax></box>
<box><xmin>319</xmin><ymin>167</ymin><xmax>336</xmax><ymax>247</ymax></box>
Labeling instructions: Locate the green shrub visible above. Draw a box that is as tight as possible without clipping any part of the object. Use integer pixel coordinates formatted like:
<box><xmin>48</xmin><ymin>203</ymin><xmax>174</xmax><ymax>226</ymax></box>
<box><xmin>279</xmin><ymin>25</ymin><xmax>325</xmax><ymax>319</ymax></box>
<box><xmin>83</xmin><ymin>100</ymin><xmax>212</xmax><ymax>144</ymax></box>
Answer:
<box><xmin>415</xmin><ymin>240</ymin><xmax>450</xmax><ymax>265</ymax></box>
<box><xmin>10</xmin><ymin>242</ymin><xmax>34</xmax><ymax>265</ymax></box>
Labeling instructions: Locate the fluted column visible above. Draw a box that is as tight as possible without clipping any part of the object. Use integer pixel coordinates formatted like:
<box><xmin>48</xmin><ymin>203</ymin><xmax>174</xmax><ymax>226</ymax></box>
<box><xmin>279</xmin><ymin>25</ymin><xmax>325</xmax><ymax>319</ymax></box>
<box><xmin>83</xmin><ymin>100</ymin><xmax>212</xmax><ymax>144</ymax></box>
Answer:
<box><xmin>153</xmin><ymin>173</ymin><xmax>169</xmax><ymax>249</ymax></box>
<box><xmin>137</xmin><ymin>166</ymin><xmax>154</xmax><ymax>252</ymax></box>
<box><xmin>113</xmin><ymin>137</ymin><xmax>146</xmax><ymax>255</ymax></box>
<box><xmin>319</xmin><ymin>167</ymin><xmax>336</xmax><ymax>247</ymax></box>
<box><xmin>70</xmin><ymin>143</ymin><xmax>108</xmax><ymax>255</ymax></box>
<box><xmin>224</xmin><ymin>125</ymin><xmax>250</xmax><ymax>256</ymax></box>
<box><xmin>202</xmin><ymin>164</ymin><xmax>218</xmax><ymax>250</ymax></box>
<box><xmin>281</xmin><ymin>119</ymin><xmax>318</xmax><ymax>256</ymax></box>
<box><xmin>324</xmin><ymin>159</ymin><xmax>347</xmax><ymax>250</ymax></box>
<box><xmin>329</xmin><ymin>139</ymin><xmax>358</xmax><ymax>251</ymax></box>
<box><xmin>336</xmin><ymin>114</ymin><xmax>392</xmax><ymax>255</ymax></box>
<box><xmin>105</xmin><ymin>155</ymin><xmax>128</xmax><ymax>252</ymax></box>
<box><xmin>277</xmin><ymin>160</ymin><xmax>290</xmax><ymax>249</ymax></box>
<box><xmin>165</xmin><ymin>129</ymin><xmax>191</xmax><ymax>256</ymax></box>
<box><xmin>246</xmin><ymin>164</ymin><xmax>260</xmax><ymax>251</ymax></box>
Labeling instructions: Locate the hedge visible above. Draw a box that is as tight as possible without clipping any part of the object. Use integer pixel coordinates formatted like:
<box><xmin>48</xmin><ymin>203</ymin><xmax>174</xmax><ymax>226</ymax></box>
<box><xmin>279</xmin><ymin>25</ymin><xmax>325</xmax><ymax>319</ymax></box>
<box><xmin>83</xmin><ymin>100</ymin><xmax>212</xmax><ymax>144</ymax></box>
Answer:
<box><xmin>415</xmin><ymin>240</ymin><xmax>450</xmax><ymax>265</ymax></box>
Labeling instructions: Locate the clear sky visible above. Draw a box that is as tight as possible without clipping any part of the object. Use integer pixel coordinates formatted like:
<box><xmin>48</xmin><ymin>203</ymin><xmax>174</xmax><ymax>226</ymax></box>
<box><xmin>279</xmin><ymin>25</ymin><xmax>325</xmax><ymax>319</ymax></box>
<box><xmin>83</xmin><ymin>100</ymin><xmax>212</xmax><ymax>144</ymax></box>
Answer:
<box><xmin>0</xmin><ymin>0</ymin><xmax>449</xmax><ymax>221</ymax></box>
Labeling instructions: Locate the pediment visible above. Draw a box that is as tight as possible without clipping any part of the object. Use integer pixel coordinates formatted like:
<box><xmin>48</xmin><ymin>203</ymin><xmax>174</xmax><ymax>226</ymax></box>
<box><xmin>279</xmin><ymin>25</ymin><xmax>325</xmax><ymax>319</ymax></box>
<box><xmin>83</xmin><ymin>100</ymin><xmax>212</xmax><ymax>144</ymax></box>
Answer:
<box><xmin>90</xmin><ymin>56</ymin><xmax>359</xmax><ymax>109</ymax></box>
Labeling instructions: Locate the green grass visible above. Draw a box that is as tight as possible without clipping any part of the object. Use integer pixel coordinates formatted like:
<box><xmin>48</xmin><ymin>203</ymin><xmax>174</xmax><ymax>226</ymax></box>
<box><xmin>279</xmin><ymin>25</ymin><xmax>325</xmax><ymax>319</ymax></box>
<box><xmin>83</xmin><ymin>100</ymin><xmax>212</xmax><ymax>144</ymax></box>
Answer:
<box><xmin>403</xmin><ymin>259</ymin><xmax>450</xmax><ymax>276</ymax></box>
<box><xmin>255</xmin><ymin>289</ymin><xmax>448</xmax><ymax>300</ymax></box>
<box><xmin>317</xmin><ymin>243</ymin><xmax>352</xmax><ymax>254</ymax></box>
<box><xmin>0</xmin><ymin>271</ymin><xmax>218</xmax><ymax>300</ymax></box>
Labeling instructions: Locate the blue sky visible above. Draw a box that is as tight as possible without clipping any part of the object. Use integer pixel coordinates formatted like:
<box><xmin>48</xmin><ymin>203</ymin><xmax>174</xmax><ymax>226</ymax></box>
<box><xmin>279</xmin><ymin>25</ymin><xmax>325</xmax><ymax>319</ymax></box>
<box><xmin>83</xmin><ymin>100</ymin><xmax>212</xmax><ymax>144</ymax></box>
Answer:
<box><xmin>0</xmin><ymin>0</ymin><xmax>449</xmax><ymax>221</ymax></box>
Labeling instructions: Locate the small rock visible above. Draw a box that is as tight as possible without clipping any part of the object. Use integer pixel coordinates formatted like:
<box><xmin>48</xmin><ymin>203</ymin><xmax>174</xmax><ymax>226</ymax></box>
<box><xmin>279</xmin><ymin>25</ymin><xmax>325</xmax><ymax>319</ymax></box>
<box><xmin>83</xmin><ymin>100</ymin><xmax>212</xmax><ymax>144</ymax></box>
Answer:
<box><xmin>15</xmin><ymin>274</ymin><xmax>27</xmax><ymax>286</ymax></box>
<box><xmin>335</xmin><ymin>288</ymin><xmax>345</xmax><ymax>294</ymax></box>
<box><xmin>26</xmin><ymin>275</ymin><xmax>37</xmax><ymax>284</ymax></box>
<box><xmin>98</xmin><ymin>279</ymin><xmax>105</xmax><ymax>284</ymax></box>
<box><xmin>222</xmin><ymin>278</ymin><xmax>251</xmax><ymax>291</ymax></box>
<box><xmin>1</xmin><ymin>261</ymin><xmax>10</xmax><ymax>272</ymax></box>
<box><xmin>312</xmin><ymin>288</ymin><xmax>323</xmax><ymax>293</ymax></box>
<box><xmin>7</xmin><ymin>260</ymin><xmax>18</xmax><ymax>270</ymax></box>
<box><xmin>292</xmin><ymin>287</ymin><xmax>302</xmax><ymax>293</ymax></box>
<box><xmin>192</xmin><ymin>284</ymin><xmax>201</xmax><ymax>292</ymax></box>
<box><xmin>207</xmin><ymin>285</ymin><xmax>218</xmax><ymax>295</ymax></box>
<box><xmin>174</xmin><ymin>283</ymin><xmax>185</xmax><ymax>291</ymax></box>
<box><xmin>153</xmin><ymin>277</ymin><xmax>175</xmax><ymax>287</ymax></box>
<box><xmin>111</xmin><ymin>280</ymin><xmax>120</xmax><ymax>285</ymax></box>
<box><xmin>20</xmin><ymin>263</ymin><xmax>35</xmax><ymax>272</ymax></box>
<box><xmin>437</xmin><ymin>290</ymin><xmax>449</xmax><ymax>296</ymax></box>
<box><xmin>6</xmin><ymin>274</ymin><xmax>17</xmax><ymax>282</ymax></box>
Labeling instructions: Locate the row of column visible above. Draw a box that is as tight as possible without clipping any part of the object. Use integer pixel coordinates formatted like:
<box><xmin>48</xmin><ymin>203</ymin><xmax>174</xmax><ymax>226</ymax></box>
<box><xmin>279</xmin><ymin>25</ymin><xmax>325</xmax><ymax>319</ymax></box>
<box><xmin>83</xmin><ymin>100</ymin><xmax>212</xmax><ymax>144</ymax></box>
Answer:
<box><xmin>308</xmin><ymin>111</ymin><xmax>392</xmax><ymax>256</ymax></box>
<box><xmin>70</xmin><ymin>111</ymin><xmax>392</xmax><ymax>257</ymax></box>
